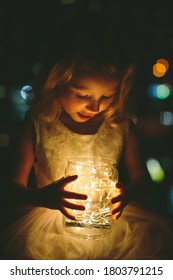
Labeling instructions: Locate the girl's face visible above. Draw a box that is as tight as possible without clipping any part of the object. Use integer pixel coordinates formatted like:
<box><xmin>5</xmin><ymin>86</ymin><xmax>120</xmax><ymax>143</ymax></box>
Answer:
<box><xmin>59</xmin><ymin>75</ymin><xmax>120</xmax><ymax>123</ymax></box>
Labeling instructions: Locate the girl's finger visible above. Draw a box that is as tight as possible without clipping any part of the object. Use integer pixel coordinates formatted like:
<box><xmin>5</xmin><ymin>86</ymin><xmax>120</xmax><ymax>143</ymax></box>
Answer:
<box><xmin>60</xmin><ymin>207</ymin><xmax>76</xmax><ymax>220</ymax></box>
<box><xmin>58</xmin><ymin>175</ymin><xmax>78</xmax><ymax>187</ymax></box>
<box><xmin>48</xmin><ymin>176</ymin><xmax>77</xmax><ymax>188</ymax></box>
<box><xmin>111</xmin><ymin>194</ymin><xmax>122</xmax><ymax>204</ymax></box>
<box><xmin>59</xmin><ymin>190</ymin><xmax>87</xmax><ymax>200</ymax></box>
<box><xmin>112</xmin><ymin>210</ymin><xmax>122</xmax><ymax>220</ymax></box>
<box><xmin>111</xmin><ymin>205</ymin><xmax>123</xmax><ymax>215</ymax></box>
<box><xmin>61</xmin><ymin>199</ymin><xmax>86</xmax><ymax>210</ymax></box>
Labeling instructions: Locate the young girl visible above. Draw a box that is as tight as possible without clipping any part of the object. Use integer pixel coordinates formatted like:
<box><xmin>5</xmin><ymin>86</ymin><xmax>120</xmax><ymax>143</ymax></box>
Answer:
<box><xmin>0</xmin><ymin>15</ymin><xmax>173</xmax><ymax>260</ymax></box>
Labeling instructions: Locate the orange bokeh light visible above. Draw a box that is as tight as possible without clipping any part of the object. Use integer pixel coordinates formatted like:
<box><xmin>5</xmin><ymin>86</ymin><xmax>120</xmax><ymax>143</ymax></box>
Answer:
<box><xmin>153</xmin><ymin>58</ymin><xmax>169</xmax><ymax>77</ymax></box>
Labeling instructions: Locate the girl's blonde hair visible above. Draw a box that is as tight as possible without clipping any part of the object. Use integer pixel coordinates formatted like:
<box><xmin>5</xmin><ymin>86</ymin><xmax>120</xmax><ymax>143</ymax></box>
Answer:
<box><xmin>31</xmin><ymin>15</ymin><xmax>136</xmax><ymax>125</ymax></box>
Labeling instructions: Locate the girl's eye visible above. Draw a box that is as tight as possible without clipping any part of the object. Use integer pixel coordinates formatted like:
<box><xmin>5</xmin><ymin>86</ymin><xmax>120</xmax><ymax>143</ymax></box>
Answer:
<box><xmin>102</xmin><ymin>95</ymin><xmax>114</xmax><ymax>99</ymax></box>
<box><xmin>76</xmin><ymin>95</ymin><xmax>89</xmax><ymax>99</ymax></box>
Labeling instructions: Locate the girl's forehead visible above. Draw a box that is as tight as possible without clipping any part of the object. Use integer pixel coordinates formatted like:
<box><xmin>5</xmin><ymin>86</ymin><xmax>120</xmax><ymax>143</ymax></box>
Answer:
<box><xmin>70</xmin><ymin>75</ymin><xmax>120</xmax><ymax>89</ymax></box>
<box><xmin>70</xmin><ymin>75</ymin><xmax>120</xmax><ymax>87</ymax></box>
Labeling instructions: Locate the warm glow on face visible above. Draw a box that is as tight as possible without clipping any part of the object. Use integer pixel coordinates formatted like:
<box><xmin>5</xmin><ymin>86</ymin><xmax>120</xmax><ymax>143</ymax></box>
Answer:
<box><xmin>59</xmin><ymin>75</ymin><xmax>120</xmax><ymax>123</ymax></box>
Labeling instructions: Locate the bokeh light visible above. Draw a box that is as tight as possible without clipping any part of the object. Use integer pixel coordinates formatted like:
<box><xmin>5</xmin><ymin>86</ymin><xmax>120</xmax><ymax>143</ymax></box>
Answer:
<box><xmin>20</xmin><ymin>85</ymin><xmax>33</xmax><ymax>100</ymax></box>
<box><xmin>153</xmin><ymin>63</ymin><xmax>166</xmax><ymax>77</ymax></box>
<box><xmin>153</xmin><ymin>58</ymin><xmax>169</xmax><ymax>77</ymax></box>
<box><xmin>160</xmin><ymin>111</ymin><xmax>173</xmax><ymax>126</ymax></box>
<box><xmin>148</xmin><ymin>83</ymin><xmax>172</xmax><ymax>99</ymax></box>
<box><xmin>146</xmin><ymin>158</ymin><xmax>165</xmax><ymax>183</ymax></box>
<box><xmin>157</xmin><ymin>59</ymin><xmax>169</xmax><ymax>70</ymax></box>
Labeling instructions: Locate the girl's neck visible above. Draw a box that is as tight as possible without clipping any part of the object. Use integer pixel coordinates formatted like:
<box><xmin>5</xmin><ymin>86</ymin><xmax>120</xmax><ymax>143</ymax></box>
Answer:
<box><xmin>59</xmin><ymin>112</ymin><xmax>104</xmax><ymax>135</ymax></box>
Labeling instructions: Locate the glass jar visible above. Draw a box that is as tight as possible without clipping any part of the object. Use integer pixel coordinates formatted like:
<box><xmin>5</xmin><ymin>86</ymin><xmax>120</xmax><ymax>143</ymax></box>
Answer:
<box><xmin>63</xmin><ymin>156</ymin><xmax>118</xmax><ymax>239</ymax></box>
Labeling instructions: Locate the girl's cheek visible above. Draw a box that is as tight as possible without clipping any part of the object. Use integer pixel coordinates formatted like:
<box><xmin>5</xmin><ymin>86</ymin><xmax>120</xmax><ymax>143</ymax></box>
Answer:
<box><xmin>103</xmin><ymin>99</ymin><xmax>114</xmax><ymax>110</ymax></box>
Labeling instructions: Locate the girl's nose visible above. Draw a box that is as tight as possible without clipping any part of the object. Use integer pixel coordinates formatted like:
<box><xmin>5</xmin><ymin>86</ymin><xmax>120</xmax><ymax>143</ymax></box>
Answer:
<box><xmin>86</xmin><ymin>100</ymin><xmax>100</xmax><ymax>112</ymax></box>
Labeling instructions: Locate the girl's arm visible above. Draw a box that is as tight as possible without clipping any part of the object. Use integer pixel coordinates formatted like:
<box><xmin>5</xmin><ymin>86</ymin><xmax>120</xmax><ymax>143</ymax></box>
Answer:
<box><xmin>1</xmin><ymin>113</ymin><xmax>36</xmax><ymax>205</ymax></box>
<box><xmin>111</xmin><ymin>121</ymin><xmax>153</xmax><ymax>219</ymax></box>
<box><xmin>121</xmin><ymin>120</ymin><xmax>152</xmax><ymax>197</ymax></box>
<box><xmin>9</xmin><ymin>113</ymin><xmax>36</xmax><ymax>187</ymax></box>
<box><xmin>0</xmin><ymin>114</ymin><xmax>87</xmax><ymax>219</ymax></box>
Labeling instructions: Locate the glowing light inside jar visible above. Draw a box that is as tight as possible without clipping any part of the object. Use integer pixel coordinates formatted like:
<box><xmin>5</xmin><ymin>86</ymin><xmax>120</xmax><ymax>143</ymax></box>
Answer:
<box><xmin>65</xmin><ymin>158</ymin><xmax>118</xmax><ymax>229</ymax></box>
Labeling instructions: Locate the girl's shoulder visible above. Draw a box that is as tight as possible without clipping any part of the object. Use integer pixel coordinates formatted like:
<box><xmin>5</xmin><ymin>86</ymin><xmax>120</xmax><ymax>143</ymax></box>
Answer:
<box><xmin>25</xmin><ymin>110</ymin><xmax>38</xmax><ymax>122</ymax></box>
<box><xmin>25</xmin><ymin>110</ymin><xmax>47</xmax><ymax>130</ymax></box>
<box><xmin>109</xmin><ymin>116</ymin><xmax>131</xmax><ymax>131</ymax></box>
<box><xmin>108</xmin><ymin>115</ymin><xmax>138</xmax><ymax>141</ymax></box>
<box><xmin>20</xmin><ymin>111</ymin><xmax>37</xmax><ymax>143</ymax></box>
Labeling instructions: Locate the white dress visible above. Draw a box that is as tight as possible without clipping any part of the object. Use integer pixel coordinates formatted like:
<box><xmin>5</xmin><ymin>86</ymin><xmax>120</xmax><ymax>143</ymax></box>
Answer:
<box><xmin>0</xmin><ymin>116</ymin><xmax>173</xmax><ymax>260</ymax></box>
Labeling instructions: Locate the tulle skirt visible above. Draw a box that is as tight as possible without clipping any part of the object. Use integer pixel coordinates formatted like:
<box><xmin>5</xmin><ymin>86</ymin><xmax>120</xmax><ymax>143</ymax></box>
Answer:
<box><xmin>0</xmin><ymin>203</ymin><xmax>173</xmax><ymax>260</ymax></box>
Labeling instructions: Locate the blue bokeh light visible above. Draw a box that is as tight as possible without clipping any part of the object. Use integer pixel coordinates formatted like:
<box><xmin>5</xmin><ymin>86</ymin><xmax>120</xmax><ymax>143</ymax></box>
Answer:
<box><xmin>148</xmin><ymin>83</ymin><xmax>172</xmax><ymax>100</ymax></box>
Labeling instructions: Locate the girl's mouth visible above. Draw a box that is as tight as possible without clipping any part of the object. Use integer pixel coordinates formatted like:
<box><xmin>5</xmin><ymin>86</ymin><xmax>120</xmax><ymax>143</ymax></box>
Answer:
<box><xmin>78</xmin><ymin>112</ymin><xmax>94</xmax><ymax>120</ymax></box>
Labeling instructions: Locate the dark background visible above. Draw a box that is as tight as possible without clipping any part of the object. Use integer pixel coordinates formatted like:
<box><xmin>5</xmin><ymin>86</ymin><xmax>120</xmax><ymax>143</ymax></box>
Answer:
<box><xmin>0</xmin><ymin>0</ymin><xmax>173</xmax><ymax>215</ymax></box>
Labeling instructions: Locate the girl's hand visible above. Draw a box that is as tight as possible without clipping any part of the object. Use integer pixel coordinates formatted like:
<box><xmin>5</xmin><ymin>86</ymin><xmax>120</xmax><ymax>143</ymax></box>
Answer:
<box><xmin>39</xmin><ymin>175</ymin><xmax>87</xmax><ymax>220</ymax></box>
<box><xmin>110</xmin><ymin>182</ymin><xmax>129</xmax><ymax>220</ymax></box>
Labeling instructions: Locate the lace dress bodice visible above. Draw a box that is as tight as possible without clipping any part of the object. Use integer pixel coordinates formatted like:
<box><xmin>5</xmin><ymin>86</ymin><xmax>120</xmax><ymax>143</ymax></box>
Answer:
<box><xmin>32</xmin><ymin>117</ymin><xmax>129</xmax><ymax>188</ymax></box>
